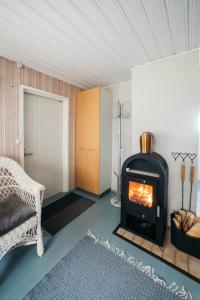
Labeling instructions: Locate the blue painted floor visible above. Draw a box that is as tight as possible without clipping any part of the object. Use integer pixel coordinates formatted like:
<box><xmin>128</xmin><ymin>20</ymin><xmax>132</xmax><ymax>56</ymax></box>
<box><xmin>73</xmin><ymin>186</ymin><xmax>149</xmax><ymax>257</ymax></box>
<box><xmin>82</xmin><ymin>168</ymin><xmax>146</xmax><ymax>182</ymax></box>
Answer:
<box><xmin>0</xmin><ymin>191</ymin><xmax>199</xmax><ymax>300</ymax></box>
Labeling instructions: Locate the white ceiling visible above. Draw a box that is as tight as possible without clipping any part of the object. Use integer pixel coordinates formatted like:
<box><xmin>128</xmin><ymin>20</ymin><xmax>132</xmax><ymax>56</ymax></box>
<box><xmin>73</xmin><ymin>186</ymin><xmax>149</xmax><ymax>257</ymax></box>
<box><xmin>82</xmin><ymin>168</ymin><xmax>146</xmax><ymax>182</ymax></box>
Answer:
<box><xmin>0</xmin><ymin>0</ymin><xmax>199</xmax><ymax>88</ymax></box>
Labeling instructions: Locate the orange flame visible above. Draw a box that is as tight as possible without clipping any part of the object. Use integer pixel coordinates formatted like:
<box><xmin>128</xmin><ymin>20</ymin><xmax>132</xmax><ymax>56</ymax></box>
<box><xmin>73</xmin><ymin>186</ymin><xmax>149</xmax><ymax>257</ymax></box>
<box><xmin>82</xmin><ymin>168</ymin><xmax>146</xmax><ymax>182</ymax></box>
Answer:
<box><xmin>128</xmin><ymin>181</ymin><xmax>153</xmax><ymax>208</ymax></box>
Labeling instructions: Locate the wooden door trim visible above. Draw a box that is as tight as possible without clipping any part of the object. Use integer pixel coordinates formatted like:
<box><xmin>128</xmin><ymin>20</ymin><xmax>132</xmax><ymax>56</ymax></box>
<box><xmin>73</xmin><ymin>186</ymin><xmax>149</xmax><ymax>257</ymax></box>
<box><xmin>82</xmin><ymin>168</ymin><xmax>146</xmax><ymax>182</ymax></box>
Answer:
<box><xmin>19</xmin><ymin>84</ymin><xmax>69</xmax><ymax>192</ymax></box>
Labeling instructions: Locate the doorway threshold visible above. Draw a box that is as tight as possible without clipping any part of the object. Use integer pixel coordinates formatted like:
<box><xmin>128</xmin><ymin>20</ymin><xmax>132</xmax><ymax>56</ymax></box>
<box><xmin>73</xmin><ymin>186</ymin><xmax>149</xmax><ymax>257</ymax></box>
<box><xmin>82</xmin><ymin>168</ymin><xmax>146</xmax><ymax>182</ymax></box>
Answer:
<box><xmin>42</xmin><ymin>192</ymin><xmax>69</xmax><ymax>208</ymax></box>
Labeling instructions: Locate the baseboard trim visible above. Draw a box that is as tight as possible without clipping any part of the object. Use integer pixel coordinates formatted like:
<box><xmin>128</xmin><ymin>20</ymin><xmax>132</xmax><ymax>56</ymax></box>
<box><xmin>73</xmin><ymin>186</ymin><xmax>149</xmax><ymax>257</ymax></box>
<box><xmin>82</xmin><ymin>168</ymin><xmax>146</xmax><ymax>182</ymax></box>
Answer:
<box><xmin>74</xmin><ymin>187</ymin><xmax>111</xmax><ymax>199</ymax></box>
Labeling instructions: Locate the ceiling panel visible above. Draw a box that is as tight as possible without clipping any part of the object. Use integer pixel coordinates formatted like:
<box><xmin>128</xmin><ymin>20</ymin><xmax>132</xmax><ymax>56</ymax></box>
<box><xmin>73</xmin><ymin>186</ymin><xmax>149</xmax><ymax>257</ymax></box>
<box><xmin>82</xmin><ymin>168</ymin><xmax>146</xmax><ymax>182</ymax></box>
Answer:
<box><xmin>191</xmin><ymin>0</ymin><xmax>200</xmax><ymax>48</ymax></box>
<box><xmin>118</xmin><ymin>0</ymin><xmax>162</xmax><ymax>61</ymax></box>
<box><xmin>0</xmin><ymin>0</ymin><xmax>199</xmax><ymax>88</ymax></box>
<box><xmin>166</xmin><ymin>0</ymin><xmax>188</xmax><ymax>53</ymax></box>
<box><xmin>141</xmin><ymin>0</ymin><xmax>174</xmax><ymax>57</ymax></box>
<box><xmin>76</xmin><ymin>0</ymin><xmax>147</xmax><ymax>64</ymax></box>
<box><xmin>47</xmin><ymin>0</ymin><xmax>130</xmax><ymax>74</ymax></box>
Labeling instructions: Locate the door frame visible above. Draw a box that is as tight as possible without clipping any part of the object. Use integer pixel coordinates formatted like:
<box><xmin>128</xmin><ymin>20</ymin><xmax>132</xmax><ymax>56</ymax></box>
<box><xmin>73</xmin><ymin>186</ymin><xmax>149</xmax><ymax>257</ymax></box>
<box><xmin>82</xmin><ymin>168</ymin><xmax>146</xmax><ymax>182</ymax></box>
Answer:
<box><xmin>19</xmin><ymin>84</ymin><xmax>69</xmax><ymax>193</ymax></box>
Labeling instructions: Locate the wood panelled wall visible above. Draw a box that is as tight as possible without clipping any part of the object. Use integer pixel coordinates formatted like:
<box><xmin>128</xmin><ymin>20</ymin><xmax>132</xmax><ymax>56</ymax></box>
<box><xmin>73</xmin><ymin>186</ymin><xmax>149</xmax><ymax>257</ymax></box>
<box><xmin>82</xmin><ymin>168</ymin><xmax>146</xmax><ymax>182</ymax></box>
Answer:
<box><xmin>0</xmin><ymin>56</ymin><xmax>80</xmax><ymax>190</ymax></box>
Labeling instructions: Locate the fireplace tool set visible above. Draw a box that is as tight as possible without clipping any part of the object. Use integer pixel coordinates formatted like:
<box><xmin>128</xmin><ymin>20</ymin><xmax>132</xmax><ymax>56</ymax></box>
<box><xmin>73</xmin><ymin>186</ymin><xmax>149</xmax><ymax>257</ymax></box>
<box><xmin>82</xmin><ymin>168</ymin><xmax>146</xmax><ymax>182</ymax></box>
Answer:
<box><xmin>171</xmin><ymin>152</ymin><xmax>200</xmax><ymax>259</ymax></box>
<box><xmin>171</xmin><ymin>152</ymin><xmax>197</xmax><ymax>212</ymax></box>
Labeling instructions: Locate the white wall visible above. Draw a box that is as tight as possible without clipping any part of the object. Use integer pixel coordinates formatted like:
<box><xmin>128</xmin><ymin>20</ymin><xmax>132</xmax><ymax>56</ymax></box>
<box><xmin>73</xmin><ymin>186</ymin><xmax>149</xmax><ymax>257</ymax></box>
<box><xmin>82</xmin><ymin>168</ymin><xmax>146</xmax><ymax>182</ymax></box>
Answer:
<box><xmin>107</xmin><ymin>81</ymin><xmax>132</xmax><ymax>191</ymax></box>
<box><xmin>131</xmin><ymin>50</ymin><xmax>200</xmax><ymax>222</ymax></box>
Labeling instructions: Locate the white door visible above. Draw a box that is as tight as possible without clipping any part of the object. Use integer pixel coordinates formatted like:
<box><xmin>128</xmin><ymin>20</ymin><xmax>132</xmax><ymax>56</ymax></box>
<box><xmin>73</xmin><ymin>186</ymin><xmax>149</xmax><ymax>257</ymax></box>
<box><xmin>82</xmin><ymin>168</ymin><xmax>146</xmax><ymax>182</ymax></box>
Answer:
<box><xmin>24</xmin><ymin>92</ymin><xmax>64</xmax><ymax>199</ymax></box>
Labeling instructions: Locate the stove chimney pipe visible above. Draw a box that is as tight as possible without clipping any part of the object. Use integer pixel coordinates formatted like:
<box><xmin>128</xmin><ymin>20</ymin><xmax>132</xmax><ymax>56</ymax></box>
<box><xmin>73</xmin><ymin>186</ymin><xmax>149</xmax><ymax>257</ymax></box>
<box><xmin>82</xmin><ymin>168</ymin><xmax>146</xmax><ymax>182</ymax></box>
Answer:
<box><xmin>140</xmin><ymin>132</ymin><xmax>153</xmax><ymax>154</ymax></box>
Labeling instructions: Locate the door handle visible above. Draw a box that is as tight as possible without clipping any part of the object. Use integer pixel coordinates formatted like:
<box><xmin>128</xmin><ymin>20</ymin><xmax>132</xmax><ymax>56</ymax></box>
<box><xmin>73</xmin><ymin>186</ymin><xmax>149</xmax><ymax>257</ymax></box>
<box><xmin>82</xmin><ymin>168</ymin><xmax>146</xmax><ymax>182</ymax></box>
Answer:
<box><xmin>24</xmin><ymin>153</ymin><xmax>33</xmax><ymax>157</ymax></box>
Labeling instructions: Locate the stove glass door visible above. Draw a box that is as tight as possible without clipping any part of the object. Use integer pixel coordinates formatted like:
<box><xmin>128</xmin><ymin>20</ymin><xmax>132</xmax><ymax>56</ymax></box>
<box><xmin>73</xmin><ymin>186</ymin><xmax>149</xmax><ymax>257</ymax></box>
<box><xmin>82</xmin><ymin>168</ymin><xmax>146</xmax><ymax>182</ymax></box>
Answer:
<box><xmin>128</xmin><ymin>181</ymin><xmax>153</xmax><ymax>208</ymax></box>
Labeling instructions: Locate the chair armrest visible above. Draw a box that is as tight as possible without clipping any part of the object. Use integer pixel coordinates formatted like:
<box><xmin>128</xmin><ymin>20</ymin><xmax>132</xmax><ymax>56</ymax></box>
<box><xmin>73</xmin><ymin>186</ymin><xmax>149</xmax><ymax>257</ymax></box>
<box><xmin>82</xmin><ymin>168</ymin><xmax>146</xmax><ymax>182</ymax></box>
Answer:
<box><xmin>16</xmin><ymin>170</ymin><xmax>45</xmax><ymax>197</ymax></box>
<box><xmin>15</xmin><ymin>171</ymin><xmax>45</xmax><ymax>212</ymax></box>
<box><xmin>17</xmin><ymin>176</ymin><xmax>45</xmax><ymax>212</ymax></box>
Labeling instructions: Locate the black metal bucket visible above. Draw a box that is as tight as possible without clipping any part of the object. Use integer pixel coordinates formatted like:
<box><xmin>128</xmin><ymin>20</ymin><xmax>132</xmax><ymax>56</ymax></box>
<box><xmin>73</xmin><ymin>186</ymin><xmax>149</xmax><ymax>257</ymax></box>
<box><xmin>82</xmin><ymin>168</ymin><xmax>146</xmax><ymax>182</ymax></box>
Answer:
<box><xmin>171</xmin><ymin>213</ymin><xmax>200</xmax><ymax>259</ymax></box>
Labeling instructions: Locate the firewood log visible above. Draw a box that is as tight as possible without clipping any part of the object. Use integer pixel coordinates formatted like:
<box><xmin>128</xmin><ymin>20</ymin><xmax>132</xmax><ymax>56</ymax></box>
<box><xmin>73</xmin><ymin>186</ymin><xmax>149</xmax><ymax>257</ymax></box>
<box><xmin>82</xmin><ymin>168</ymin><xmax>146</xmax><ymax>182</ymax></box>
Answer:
<box><xmin>186</xmin><ymin>222</ymin><xmax>200</xmax><ymax>238</ymax></box>
<box><xmin>175</xmin><ymin>213</ymin><xmax>182</xmax><ymax>224</ymax></box>
<box><xmin>173</xmin><ymin>217</ymin><xmax>181</xmax><ymax>230</ymax></box>
<box><xmin>182</xmin><ymin>211</ymin><xmax>195</xmax><ymax>233</ymax></box>
<box><xmin>193</xmin><ymin>215</ymin><xmax>200</xmax><ymax>225</ymax></box>
<box><xmin>179</xmin><ymin>209</ymin><xmax>187</xmax><ymax>223</ymax></box>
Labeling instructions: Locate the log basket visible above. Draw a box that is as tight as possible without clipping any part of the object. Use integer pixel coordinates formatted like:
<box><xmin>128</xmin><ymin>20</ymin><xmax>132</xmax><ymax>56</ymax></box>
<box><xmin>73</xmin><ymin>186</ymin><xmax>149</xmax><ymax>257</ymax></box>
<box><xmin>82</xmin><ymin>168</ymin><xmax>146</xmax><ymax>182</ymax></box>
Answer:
<box><xmin>171</xmin><ymin>213</ymin><xmax>200</xmax><ymax>259</ymax></box>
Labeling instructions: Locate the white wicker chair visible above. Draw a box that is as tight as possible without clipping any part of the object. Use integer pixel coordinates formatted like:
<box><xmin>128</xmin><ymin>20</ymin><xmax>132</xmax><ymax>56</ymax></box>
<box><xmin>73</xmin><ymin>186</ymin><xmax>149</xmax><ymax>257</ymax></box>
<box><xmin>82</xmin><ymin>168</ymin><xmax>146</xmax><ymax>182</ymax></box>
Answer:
<box><xmin>0</xmin><ymin>156</ymin><xmax>45</xmax><ymax>260</ymax></box>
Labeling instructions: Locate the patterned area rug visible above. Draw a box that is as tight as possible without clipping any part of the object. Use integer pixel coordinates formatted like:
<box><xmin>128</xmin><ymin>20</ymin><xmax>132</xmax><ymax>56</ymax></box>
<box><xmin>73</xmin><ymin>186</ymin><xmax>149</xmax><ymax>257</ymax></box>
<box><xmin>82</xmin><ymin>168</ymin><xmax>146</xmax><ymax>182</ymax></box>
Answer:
<box><xmin>24</xmin><ymin>231</ymin><xmax>192</xmax><ymax>300</ymax></box>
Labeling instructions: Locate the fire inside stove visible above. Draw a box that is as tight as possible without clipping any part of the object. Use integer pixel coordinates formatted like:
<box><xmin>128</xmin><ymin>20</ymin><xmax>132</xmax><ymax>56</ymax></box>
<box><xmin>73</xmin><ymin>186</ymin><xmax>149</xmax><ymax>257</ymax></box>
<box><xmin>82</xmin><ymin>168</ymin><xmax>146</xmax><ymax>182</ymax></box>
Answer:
<box><xmin>128</xmin><ymin>181</ymin><xmax>153</xmax><ymax>208</ymax></box>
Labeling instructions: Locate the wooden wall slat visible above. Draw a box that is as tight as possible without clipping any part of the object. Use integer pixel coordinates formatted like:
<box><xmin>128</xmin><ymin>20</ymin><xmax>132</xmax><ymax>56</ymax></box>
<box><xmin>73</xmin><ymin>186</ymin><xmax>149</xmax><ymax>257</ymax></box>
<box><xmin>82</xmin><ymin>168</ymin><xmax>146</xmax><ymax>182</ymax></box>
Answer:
<box><xmin>0</xmin><ymin>57</ymin><xmax>80</xmax><ymax>190</ymax></box>
<box><xmin>20</xmin><ymin>66</ymin><xmax>71</xmax><ymax>97</ymax></box>
<box><xmin>0</xmin><ymin>58</ymin><xmax>18</xmax><ymax>159</ymax></box>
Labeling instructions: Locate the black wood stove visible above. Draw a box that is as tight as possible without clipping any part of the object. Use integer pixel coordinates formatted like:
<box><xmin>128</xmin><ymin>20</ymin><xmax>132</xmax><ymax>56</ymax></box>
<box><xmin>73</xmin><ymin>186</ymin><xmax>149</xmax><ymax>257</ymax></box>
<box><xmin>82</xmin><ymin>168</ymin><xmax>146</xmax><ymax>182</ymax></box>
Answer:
<box><xmin>121</xmin><ymin>133</ymin><xmax>168</xmax><ymax>246</ymax></box>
